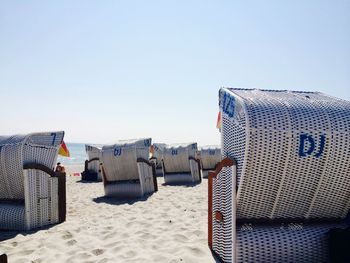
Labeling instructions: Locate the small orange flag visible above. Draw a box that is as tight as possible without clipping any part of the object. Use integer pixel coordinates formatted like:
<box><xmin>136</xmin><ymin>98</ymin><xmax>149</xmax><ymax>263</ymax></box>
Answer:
<box><xmin>216</xmin><ymin>111</ymin><xmax>221</xmax><ymax>130</ymax></box>
<box><xmin>58</xmin><ymin>141</ymin><xmax>70</xmax><ymax>157</ymax></box>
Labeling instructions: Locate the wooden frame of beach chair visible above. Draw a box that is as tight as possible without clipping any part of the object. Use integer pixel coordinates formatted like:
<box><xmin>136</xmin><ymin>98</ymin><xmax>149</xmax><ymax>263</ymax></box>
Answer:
<box><xmin>208</xmin><ymin>88</ymin><xmax>350</xmax><ymax>262</ymax></box>
<box><xmin>199</xmin><ymin>146</ymin><xmax>221</xmax><ymax>178</ymax></box>
<box><xmin>101</xmin><ymin>138</ymin><xmax>158</xmax><ymax>198</ymax></box>
<box><xmin>0</xmin><ymin>132</ymin><xmax>66</xmax><ymax>230</ymax></box>
<box><xmin>162</xmin><ymin>143</ymin><xmax>202</xmax><ymax>184</ymax></box>
<box><xmin>82</xmin><ymin>144</ymin><xmax>103</xmax><ymax>181</ymax></box>
<box><xmin>0</xmin><ymin>254</ymin><xmax>7</xmax><ymax>263</ymax></box>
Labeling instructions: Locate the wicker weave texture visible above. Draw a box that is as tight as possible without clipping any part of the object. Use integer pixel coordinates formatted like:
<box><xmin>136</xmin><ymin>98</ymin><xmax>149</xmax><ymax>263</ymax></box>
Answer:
<box><xmin>236</xmin><ymin>223</ymin><xmax>347</xmax><ymax>263</ymax></box>
<box><xmin>212</xmin><ymin>88</ymin><xmax>350</xmax><ymax>262</ymax></box>
<box><xmin>0</xmin><ymin>132</ymin><xmax>64</xmax><ymax>230</ymax></box>
<box><xmin>212</xmin><ymin>167</ymin><xmax>234</xmax><ymax>263</ymax></box>
<box><xmin>0</xmin><ymin>203</ymin><xmax>26</xmax><ymax>230</ymax></box>
<box><xmin>219</xmin><ymin>88</ymin><xmax>350</xmax><ymax>220</ymax></box>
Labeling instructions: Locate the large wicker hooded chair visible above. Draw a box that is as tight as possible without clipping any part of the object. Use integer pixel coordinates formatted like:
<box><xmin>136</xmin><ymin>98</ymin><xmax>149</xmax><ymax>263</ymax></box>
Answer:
<box><xmin>0</xmin><ymin>131</ymin><xmax>66</xmax><ymax>230</ymax></box>
<box><xmin>209</xmin><ymin>88</ymin><xmax>350</xmax><ymax>262</ymax></box>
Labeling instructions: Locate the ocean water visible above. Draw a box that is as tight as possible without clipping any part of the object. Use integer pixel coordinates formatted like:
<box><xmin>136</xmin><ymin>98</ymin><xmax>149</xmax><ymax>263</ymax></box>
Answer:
<box><xmin>57</xmin><ymin>143</ymin><xmax>87</xmax><ymax>166</ymax></box>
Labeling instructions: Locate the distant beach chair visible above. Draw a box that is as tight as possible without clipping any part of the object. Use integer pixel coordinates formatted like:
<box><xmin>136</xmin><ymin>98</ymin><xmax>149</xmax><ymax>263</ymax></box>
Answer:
<box><xmin>208</xmin><ymin>88</ymin><xmax>350</xmax><ymax>262</ymax></box>
<box><xmin>150</xmin><ymin>143</ymin><xmax>166</xmax><ymax>176</ymax></box>
<box><xmin>0</xmin><ymin>132</ymin><xmax>66</xmax><ymax>230</ymax></box>
<box><xmin>199</xmin><ymin>146</ymin><xmax>221</xmax><ymax>178</ymax></box>
<box><xmin>101</xmin><ymin>138</ymin><xmax>157</xmax><ymax>198</ymax></box>
<box><xmin>162</xmin><ymin>143</ymin><xmax>202</xmax><ymax>184</ymax></box>
<box><xmin>82</xmin><ymin>144</ymin><xmax>103</xmax><ymax>181</ymax></box>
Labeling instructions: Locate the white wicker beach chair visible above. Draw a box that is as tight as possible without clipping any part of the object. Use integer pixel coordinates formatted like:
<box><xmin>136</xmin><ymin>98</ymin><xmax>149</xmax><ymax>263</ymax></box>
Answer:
<box><xmin>199</xmin><ymin>146</ymin><xmax>221</xmax><ymax>178</ymax></box>
<box><xmin>0</xmin><ymin>131</ymin><xmax>66</xmax><ymax>231</ymax></box>
<box><xmin>162</xmin><ymin>143</ymin><xmax>202</xmax><ymax>184</ymax></box>
<box><xmin>208</xmin><ymin>88</ymin><xmax>350</xmax><ymax>263</ymax></box>
<box><xmin>82</xmin><ymin>144</ymin><xmax>103</xmax><ymax>181</ymax></box>
<box><xmin>101</xmin><ymin>138</ymin><xmax>157</xmax><ymax>198</ymax></box>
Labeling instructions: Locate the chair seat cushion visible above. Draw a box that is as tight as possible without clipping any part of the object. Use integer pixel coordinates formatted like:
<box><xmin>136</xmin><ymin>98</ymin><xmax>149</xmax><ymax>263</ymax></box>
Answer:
<box><xmin>232</xmin><ymin>223</ymin><xmax>348</xmax><ymax>263</ymax></box>
<box><xmin>0</xmin><ymin>202</ymin><xmax>26</xmax><ymax>230</ymax></box>
<box><xmin>164</xmin><ymin>173</ymin><xmax>193</xmax><ymax>184</ymax></box>
<box><xmin>104</xmin><ymin>181</ymin><xmax>142</xmax><ymax>198</ymax></box>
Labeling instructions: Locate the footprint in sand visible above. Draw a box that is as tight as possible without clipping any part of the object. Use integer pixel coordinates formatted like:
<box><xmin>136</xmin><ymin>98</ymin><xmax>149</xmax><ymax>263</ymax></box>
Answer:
<box><xmin>192</xmin><ymin>230</ymin><xmax>204</xmax><ymax>236</ymax></box>
<box><xmin>185</xmin><ymin>246</ymin><xmax>205</xmax><ymax>257</ymax></box>
<box><xmin>173</xmin><ymin>234</ymin><xmax>189</xmax><ymax>242</ymax></box>
<box><xmin>62</xmin><ymin>231</ymin><xmax>73</xmax><ymax>240</ymax></box>
<box><xmin>67</xmin><ymin>239</ymin><xmax>77</xmax><ymax>246</ymax></box>
<box><xmin>18</xmin><ymin>249</ymin><xmax>35</xmax><ymax>256</ymax></box>
<box><xmin>125</xmin><ymin>250</ymin><xmax>137</xmax><ymax>257</ymax></box>
<box><xmin>11</xmin><ymin>241</ymin><xmax>18</xmax><ymax>247</ymax></box>
<box><xmin>92</xmin><ymin>249</ymin><xmax>104</xmax><ymax>256</ymax></box>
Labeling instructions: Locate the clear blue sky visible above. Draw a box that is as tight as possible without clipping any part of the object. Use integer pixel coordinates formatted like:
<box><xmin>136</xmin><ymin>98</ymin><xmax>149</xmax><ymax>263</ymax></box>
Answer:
<box><xmin>0</xmin><ymin>0</ymin><xmax>349</xmax><ymax>145</ymax></box>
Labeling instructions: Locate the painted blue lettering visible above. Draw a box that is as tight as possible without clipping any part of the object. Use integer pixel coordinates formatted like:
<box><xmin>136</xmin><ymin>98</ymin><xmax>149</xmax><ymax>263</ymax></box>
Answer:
<box><xmin>222</xmin><ymin>93</ymin><xmax>235</xmax><ymax>118</ymax></box>
<box><xmin>114</xmin><ymin>148</ymin><xmax>122</xmax><ymax>156</ymax></box>
<box><xmin>51</xmin><ymin>133</ymin><xmax>57</xmax><ymax>146</ymax></box>
<box><xmin>314</xmin><ymin>134</ymin><xmax>326</xmax><ymax>158</ymax></box>
<box><xmin>299</xmin><ymin>133</ymin><xmax>326</xmax><ymax>158</ymax></box>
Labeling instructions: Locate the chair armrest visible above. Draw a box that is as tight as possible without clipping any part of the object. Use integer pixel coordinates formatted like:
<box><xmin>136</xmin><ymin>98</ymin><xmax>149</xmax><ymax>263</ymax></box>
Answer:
<box><xmin>189</xmin><ymin>156</ymin><xmax>202</xmax><ymax>182</ymax></box>
<box><xmin>208</xmin><ymin>158</ymin><xmax>235</xmax><ymax>249</ymax></box>
<box><xmin>0</xmin><ymin>254</ymin><xmax>7</xmax><ymax>263</ymax></box>
<box><xmin>84</xmin><ymin>158</ymin><xmax>100</xmax><ymax>172</ymax></box>
<box><xmin>137</xmin><ymin>158</ymin><xmax>153</xmax><ymax>167</ymax></box>
<box><xmin>137</xmin><ymin>158</ymin><xmax>158</xmax><ymax>192</ymax></box>
<box><xmin>87</xmin><ymin>157</ymin><xmax>99</xmax><ymax>163</ymax></box>
<box><xmin>23</xmin><ymin>162</ymin><xmax>66</xmax><ymax>223</ymax></box>
<box><xmin>189</xmin><ymin>156</ymin><xmax>200</xmax><ymax>164</ymax></box>
<box><xmin>208</xmin><ymin>158</ymin><xmax>235</xmax><ymax>179</ymax></box>
<box><xmin>23</xmin><ymin>163</ymin><xmax>57</xmax><ymax>177</ymax></box>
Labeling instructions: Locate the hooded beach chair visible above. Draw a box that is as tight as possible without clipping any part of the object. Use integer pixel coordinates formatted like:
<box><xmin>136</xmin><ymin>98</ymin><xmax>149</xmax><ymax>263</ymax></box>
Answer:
<box><xmin>162</xmin><ymin>143</ymin><xmax>202</xmax><ymax>184</ymax></box>
<box><xmin>208</xmin><ymin>88</ymin><xmax>350</xmax><ymax>262</ymax></box>
<box><xmin>199</xmin><ymin>145</ymin><xmax>221</xmax><ymax>178</ymax></box>
<box><xmin>150</xmin><ymin>143</ymin><xmax>166</xmax><ymax>176</ymax></box>
<box><xmin>101</xmin><ymin>138</ymin><xmax>157</xmax><ymax>198</ymax></box>
<box><xmin>0</xmin><ymin>132</ymin><xmax>66</xmax><ymax>230</ymax></box>
<box><xmin>82</xmin><ymin>144</ymin><xmax>103</xmax><ymax>181</ymax></box>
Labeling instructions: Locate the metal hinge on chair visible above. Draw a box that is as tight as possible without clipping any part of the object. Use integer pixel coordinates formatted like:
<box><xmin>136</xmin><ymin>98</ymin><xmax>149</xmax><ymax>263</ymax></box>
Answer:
<box><xmin>215</xmin><ymin>211</ymin><xmax>224</xmax><ymax>223</ymax></box>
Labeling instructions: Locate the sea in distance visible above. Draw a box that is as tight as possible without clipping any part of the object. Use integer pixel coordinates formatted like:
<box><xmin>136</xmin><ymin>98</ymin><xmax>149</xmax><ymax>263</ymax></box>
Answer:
<box><xmin>57</xmin><ymin>143</ymin><xmax>87</xmax><ymax>166</ymax></box>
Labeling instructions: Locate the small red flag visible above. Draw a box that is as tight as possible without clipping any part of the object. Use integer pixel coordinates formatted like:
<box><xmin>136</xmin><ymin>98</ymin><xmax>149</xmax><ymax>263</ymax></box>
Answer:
<box><xmin>58</xmin><ymin>141</ymin><xmax>70</xmax><ymax>157</ymax></box>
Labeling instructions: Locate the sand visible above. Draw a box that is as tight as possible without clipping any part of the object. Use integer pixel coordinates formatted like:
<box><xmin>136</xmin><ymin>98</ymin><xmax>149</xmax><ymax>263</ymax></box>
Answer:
<box><xmin>0</xmin><ymin>165</ymin><xmax>216</xmax><ymax>263</ymax></box>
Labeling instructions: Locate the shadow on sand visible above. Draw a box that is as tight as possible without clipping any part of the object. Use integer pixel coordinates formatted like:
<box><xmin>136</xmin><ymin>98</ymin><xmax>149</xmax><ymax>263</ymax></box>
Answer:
<box><xmin>211</xmin><ymin>251</ymin><xmax>223</xmax><ymax>263</ymax></box>
<box><xmin>161</xmin><ymin>182</ymin><xmax>200</xmax><ymax>188</ymax></box>
<box><xmin>76</xmin><ymin>180</ymin><xmax>102</xmax><ymax>184</ymax></box>
<box><xmin>0</xmin><ymin>224</ymin><xmax>54</xmax><ymax>242</ymax></box>
<box><xmin>92</xmin><ymin>195</ymin><xmax>151</xmax><ymax>206</ymax></box>
<box><xmin>0</xmin><ymin>230</ymin><xmax>21</xmax><ymax>242</ymax></box>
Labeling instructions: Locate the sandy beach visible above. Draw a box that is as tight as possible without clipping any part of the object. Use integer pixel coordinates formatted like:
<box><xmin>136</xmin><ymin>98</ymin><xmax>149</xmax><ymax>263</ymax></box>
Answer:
<box><xmin>0</xmin><ymin>165</ymin><xmax>216</xmax><ymax>263</ymax></box>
